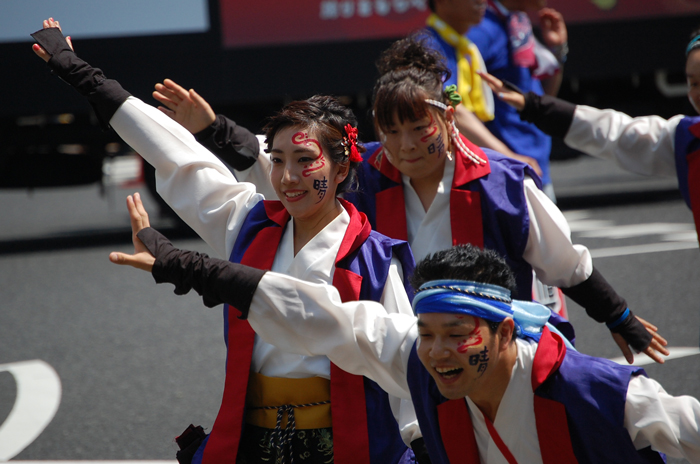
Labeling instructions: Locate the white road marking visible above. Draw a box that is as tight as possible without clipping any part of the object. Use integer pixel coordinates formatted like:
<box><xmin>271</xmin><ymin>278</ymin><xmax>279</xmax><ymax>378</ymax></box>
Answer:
<box><xmin>590</xmin><ymin>241</ymin><xmax>700</xmax><ymax>258</ymax></box>
<box><xmin>609</xmin><ymin>346</ymin><xmax>700</xmax><ymax>366</ymax></box>
<box><xmin>0</xmin><ymin>360</ymin><xmax>61</xmax><ymax>461</ymax></box>
<box><xmin>578</xmin><ymin>223</ymin><xmax>694</xmax><ymax>239</ymax></box>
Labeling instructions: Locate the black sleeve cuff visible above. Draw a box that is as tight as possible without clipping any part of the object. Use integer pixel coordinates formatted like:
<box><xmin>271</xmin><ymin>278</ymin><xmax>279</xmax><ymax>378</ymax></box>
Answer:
<box><xmin>194</xmin><ymin>114</ymin><xmax>260</xmax><ymax>171</ymax></box>
<box><xmin>411</xmin><ymin>438</ymin><xmax>432</xmax><ymax>464</ymax></box>
<box><xmin>136</xmin><ymin>227</ymin><xmax>265</xmax><ymax>316</ymax></box>
<box><xmin>32</xmin><ymin>28</ymin><xmax>131</xmax><ymax>130</ymax></box>
<box><xmin>519</xmin><ymin>92</ymin><xmax>576</xmax><ymax>138</ymax></box>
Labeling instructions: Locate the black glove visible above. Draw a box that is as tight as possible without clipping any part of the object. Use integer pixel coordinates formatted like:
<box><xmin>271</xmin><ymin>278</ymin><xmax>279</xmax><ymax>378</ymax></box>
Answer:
<box><xmin>411</xmin><ymin>437</ymin><xmax>432</xmax><ymax>464</ymax></box>
<box><xmin>31</xmin><ymin>27</ymin><xmax>131</xmax><ymax>129</ymax></box>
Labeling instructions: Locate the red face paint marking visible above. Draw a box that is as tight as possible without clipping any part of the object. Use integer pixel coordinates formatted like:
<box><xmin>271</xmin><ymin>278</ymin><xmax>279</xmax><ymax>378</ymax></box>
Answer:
<box><xmin>420</xmin><ymin>112</ymin><xmax>438</xmax><ymax>142</ymax></box>
<box><xmin>292</xmin><ymin>131</ymin><xmax>326</xmax><ymax>177</ymax></box>
<box><xmin>457</xmin><ymin>318</ymin><xmax>483</xmax><ymax>353</ymax></box>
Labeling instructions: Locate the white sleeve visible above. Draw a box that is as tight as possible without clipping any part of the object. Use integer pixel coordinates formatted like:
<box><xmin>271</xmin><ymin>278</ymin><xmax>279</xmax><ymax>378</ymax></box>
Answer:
<box><xmin>565</xmin><ymin>106</ymin><xmax>682</xmax><ymax>178</ymax></box>
<box><xmin>233</xmin><ymin>135</ymin><xmax>279</xmax><ymax>201</ymax></box>
<box><xmin>625</xmin><ymin>375</ymin><xmax>700</xmax><ymax>460</ymax></box>
<box><xmin>248</xmin><ymin>272</ymin><xmax>417</xmax><ymax>400</ymax></box>
<box><xmin>522</xmin><ymin>177</ymin><xmax>592</xmax><ymax>287</ymax></box>
<box><xmin>110</xmin><ymin>97</ymin><xmax>263</xmax><ymax>258</ymax></box>
<box><xmin>380</xmin><ymin>257</ymin><xmax>423</xmax><ymax>445</ymax></box>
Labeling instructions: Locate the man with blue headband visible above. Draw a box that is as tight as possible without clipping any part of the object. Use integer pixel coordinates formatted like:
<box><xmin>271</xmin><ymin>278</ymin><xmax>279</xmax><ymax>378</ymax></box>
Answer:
<box><xmin>111</xmin><ymin>196</ymin><xmax>700</xmax><ymax>463</ymax></box>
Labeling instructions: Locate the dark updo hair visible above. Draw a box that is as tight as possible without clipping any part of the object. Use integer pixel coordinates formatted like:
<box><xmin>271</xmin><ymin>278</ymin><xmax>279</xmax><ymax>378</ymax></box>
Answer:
<box><xmin>410</xmin><ymin>245</ymin><xmax>517</xmax><ymax>294</ymax></box>
<box><xmin>263</xmin><ymin>95</ymin><xmax>365</xmax><ymax>194</ymax></box>
<box><xmin>372</xmin><ymin>33</ymin><xmax>452</xmax><ymax>133</ymax></box>
<box><xmin>687</xmin><ymin>27</ymin><xmax>700</xmax><ymax>57</ymax></box>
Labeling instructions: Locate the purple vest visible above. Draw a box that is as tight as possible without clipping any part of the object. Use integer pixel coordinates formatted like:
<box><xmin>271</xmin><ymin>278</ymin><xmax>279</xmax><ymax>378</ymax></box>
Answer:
<box><xmin>344</xmin><ymin>140</ymin><xmax>538</xmax><ymax>300</ymax></box>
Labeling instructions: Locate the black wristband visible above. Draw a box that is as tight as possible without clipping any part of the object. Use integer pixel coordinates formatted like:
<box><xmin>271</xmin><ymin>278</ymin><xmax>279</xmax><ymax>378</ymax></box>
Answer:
<box><xmin>519</xmin><ymin>92</ymin><xmax>576</xmax><ymax>138</ymax></box>
<box><xmin>31</xmin><ymin>27</ymin><xmax>131</xmax><ymax>129</ymax></box>
<box><xmin>137</xmin><ymin>227</ymin><xmax>265</xmax><ymax>317</ymax></box>
<box><xmin>411</xmin><ymin>438</ymin><xmax>432</xmax><ymax>464</ymax></box>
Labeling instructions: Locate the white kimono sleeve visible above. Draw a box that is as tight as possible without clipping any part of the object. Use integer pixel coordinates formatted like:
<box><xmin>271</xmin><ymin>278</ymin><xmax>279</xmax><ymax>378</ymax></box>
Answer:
<box><xmin>625</xmin><ymin>375</ymin><xmax>700</xmax><ymax>460</ymax></box>
<box><xmin>565</xmin><ymin>106</ymin><xmax>683</xmax><ymax>178</ymax></box>
<box><xmin>248</xmin><ymin>272</ymin><xmax>417</xmax><ymax>400</ymax></box>
<box><xmin>110</xmin><ymin>97</ymin><xmax>263</xmax><ymax>258</ymax></box>
<box><xmin>522</xmin><ymin>177</ymin><xmax>593</xmax><ymax>287</ymax></box>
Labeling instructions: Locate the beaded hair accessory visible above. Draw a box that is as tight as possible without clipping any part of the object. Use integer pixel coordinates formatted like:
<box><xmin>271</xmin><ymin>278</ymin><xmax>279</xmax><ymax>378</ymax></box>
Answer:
<box><xmin>424</xmin><ymin>98</ymin><xmax>486</xmax><ymax>165</ymax></box>
<box><xmin>342</xmin><ymin>124</ymin><xmax>363</xmax><ymax>162</ymax></box>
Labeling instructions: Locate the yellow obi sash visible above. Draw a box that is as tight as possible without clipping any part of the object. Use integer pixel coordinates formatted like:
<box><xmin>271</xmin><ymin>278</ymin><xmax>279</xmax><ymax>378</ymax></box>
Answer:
<box><xmin>245</xmin><ymin>372</ymin><xmax>332</xmax><ymax>430</ymax></box>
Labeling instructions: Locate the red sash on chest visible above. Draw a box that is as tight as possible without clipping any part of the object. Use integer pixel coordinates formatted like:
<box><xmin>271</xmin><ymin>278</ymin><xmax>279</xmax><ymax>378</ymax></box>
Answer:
<box><xmin>372</xmin><ymin>138</ymin><xmax>490</xmax><ymax>248</ymax></box>
<box><xmin>687</xmin><ymin>122</ymin><xmax>700</xmax><ymax>242</ymax></box>
<box><xmin>436</xmin><ymin>329</ymin><xmax>577</xmax><ymax>464</ymax></box>
<box><xmin>203</xmin><ymin>199</ymin><xmax>372</xmax><ymax>464</ymax></box>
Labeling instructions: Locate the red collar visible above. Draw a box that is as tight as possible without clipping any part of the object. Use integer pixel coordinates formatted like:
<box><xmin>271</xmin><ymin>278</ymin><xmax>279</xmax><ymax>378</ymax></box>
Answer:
<box><xmin>262</xmin><ymin>199</ymin><xmax>370</xmax><ymax>266</ymax></box>
<box><xmin>531</xmin><ymin>327</ymin><xmax>567</xmax><ymax>391</ymax></box>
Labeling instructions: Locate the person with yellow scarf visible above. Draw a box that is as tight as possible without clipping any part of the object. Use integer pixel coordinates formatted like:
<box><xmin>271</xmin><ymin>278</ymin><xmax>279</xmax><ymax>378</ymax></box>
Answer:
<box><xmin>422</xmin><ymin>0</ymin><xmax>542</xmax><ymax>177</ymax></box>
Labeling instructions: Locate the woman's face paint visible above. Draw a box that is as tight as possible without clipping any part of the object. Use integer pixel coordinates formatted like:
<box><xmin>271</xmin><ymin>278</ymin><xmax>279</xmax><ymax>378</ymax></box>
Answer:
<box><xmin>379</xmin><ymin>108</ymin><xmax>449</xmax><ymax>184</ymax></box>
<box><xmin>269</xmin><ymin>126</ymin><xmax>342</xmax><ymax>221</ymax></box>
<box><xmin>292</xmin><ymin>131</ymin><xmax>326</xmax><ymax>177</ymax></box>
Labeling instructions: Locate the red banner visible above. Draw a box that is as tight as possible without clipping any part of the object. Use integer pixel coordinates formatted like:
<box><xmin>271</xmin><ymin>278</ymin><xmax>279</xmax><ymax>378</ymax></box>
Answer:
<box><xmin>219</xmin><ymin>0</ymin><xmax>700</xmax><ymax>49</ymax></box>
<box><xmin>219</xmin><ymin>0</ymin><xmax>430</xmax><ymax>48</ymax></box>
<box><xmin>547</xmin><ymin>0</ymin><xmax>700</xmax><ymax>24</ymax></box>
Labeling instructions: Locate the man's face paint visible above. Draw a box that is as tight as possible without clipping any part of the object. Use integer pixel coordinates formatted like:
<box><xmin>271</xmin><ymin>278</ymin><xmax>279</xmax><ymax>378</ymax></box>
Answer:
<box><xmin>416</xmin><ymin>313</ymin><xmax>499</xmax><ymax>399</ymax></box>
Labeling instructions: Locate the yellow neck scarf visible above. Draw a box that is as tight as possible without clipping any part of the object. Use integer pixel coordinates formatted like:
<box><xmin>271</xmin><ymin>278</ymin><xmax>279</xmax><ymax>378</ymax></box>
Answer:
<box><xmin>426</xmin><ymin>13</ymin><xmax>494</xmax><ymax>122</ymax></box>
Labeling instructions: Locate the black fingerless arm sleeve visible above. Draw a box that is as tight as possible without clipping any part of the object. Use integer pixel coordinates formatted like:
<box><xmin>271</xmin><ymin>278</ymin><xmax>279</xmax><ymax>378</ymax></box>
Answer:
<box><xmin>518</xmin><ymin>92</ymin><xmax>576</xmax><ymax>139</ymax></box>
<box><xmin>31</xmin><ymin>27</ymin><xmax>131</xmax><ymax>130</ymax></box>
<box><xmin>560</xmin><ymin>267</ymin><xmax>652</xmax><ymax>352</ymax></box>
<box><xmin>136</xmin><ymin>227</ymin><xmax>266</xmax><ymax>318</ymax></box>
<box><xmin>194</xmin><ymin>115</ymin><xmax>260</xmax><ymax>171</ymax></box>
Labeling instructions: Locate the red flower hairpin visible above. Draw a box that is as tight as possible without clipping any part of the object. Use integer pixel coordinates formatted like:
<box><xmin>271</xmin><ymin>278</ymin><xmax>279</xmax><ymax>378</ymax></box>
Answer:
<box><xmin>343</xmin><ymin>124</ymin><xmax>362</xmax><ymax>163</ymax></box>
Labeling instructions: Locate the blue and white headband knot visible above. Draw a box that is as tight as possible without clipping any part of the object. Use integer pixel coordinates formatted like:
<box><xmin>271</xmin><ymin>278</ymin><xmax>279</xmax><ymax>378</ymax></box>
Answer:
<box><xmin>413</xmin><ymin>279</ymin><xmax>575</xmax><ymax>349</ymax></box>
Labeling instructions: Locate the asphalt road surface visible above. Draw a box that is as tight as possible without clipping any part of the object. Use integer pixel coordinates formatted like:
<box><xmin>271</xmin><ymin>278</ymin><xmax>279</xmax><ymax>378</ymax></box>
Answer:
<box><xmin>1</xmin><ymin>156</ymin><xmax>698</xmax><ymax>463</ymax></box>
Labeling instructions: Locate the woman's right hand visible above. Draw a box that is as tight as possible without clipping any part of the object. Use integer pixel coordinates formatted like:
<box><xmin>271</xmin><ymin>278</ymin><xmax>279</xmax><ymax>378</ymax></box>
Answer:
<box><xmin>32</xmin><ymin>18</ymin><xmax>73</xmax><ymax>62</ymax></box>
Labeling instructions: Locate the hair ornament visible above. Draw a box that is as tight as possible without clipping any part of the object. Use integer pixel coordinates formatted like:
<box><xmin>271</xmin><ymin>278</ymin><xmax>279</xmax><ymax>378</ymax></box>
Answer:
<box><xmin>451</xmin><ymin>122</ymin><xmax>486</xmax><ymax>165</ymax></box>
<box><xmin>444</xmin><ymin>84</ymin><xmax>463</xmax><ymax>108</ymax></box>
<box><xmin>343</xmin><ymin>124</ymin><xmax>362</xmax><ymax>163</ymax></box>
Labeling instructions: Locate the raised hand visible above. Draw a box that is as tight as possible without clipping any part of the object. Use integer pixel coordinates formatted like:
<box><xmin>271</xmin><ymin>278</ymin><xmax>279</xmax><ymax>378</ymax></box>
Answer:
<box><xmin>538</xmin><ymin>8</ymin><xmax>567</xmax><ymax>49</ymax></box>
<box><xmin>31</xmin><ymin>17</ymin><xmax>73</xmax><ymax>62</ymax></box>
<box><xmin>109</xmin><ymin>193</ymin><xmax>156</xmax><ymax>272</ymax></box>
<box><xmin>153</xmin><ymin>78</ymin><xmax>216</xmax><ymax>134</ymax></box>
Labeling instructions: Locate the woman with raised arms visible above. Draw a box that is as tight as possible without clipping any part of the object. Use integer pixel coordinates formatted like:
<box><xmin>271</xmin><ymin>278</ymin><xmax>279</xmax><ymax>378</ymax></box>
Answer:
<box><xmin>31</xmin><ymin>18</ymin><xmax>419</xmax><ymax>464</ymax></box>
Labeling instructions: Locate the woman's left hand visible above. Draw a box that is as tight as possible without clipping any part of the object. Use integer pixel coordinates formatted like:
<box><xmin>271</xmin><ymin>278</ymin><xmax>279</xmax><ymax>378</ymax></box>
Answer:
<box><xmin>109</xmin><ymin>192</ymin><xmax>156</xmax><ymax>272</ymax></box>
